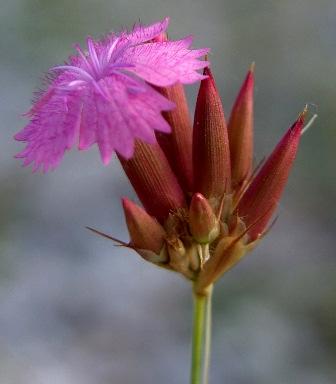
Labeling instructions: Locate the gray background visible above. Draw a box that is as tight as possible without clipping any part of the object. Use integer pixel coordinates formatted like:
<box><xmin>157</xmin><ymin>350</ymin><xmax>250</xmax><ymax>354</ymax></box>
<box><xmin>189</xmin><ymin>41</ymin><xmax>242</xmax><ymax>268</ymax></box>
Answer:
<box><xmin>1</xmin><ymin>0</ymin><xmax>335</xmax><ymax>383</ymax></box>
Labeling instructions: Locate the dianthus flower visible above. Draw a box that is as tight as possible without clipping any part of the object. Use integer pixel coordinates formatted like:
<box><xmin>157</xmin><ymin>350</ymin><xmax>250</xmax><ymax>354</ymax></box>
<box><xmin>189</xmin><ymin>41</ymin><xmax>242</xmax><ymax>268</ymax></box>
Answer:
<box><xmin>14</xmin><ymin>17</ymin><xmax>209</xmax><ymax>172</ymax></box>
<box><xmin>15</xmin><ymin>18</ymin><xmax>315</xmax><ymax>384</ymax></box>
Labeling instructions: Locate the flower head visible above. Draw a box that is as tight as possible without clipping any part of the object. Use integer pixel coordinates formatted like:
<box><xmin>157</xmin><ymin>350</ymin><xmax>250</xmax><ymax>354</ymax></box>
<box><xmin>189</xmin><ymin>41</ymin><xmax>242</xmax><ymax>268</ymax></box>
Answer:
<box><xmin>15</xmin><ymin>17</ymin><xmax>209</xmax><ymax>172</ymax></box>
<box><xmin>99</xmin><ymin>64</ymin><xmax>312</xmax><ymax>294</ymax></box>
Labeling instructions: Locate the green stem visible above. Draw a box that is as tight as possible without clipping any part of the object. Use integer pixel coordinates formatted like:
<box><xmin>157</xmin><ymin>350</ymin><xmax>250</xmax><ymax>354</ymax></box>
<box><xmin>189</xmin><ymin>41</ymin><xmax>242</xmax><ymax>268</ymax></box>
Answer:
<box><xmin>203</xmin><ymin>285</ymin><xmax>213</xmax><ymax>384</ymax></box>
<box><xmin>190</xmin><ymin>284</ymin><xmax>213</xmax><ymax>384</ymax></box>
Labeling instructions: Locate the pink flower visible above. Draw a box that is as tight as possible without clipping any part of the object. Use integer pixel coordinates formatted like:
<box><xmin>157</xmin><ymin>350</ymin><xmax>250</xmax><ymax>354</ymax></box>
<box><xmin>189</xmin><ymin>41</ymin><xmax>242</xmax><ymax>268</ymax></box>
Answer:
<box><xmin>14</xmin><ymin>17</ymin><xmax>209</xmax><ymax>172</ymax></box>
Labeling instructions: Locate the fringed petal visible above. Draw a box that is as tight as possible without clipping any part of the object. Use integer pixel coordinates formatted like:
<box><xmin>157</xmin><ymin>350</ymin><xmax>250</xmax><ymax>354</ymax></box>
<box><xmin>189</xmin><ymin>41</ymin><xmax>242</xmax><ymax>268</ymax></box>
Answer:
<box><xmin>116</xmin><ymin>39</ymin><xmax>210</xmax><ymax>86</ymax></box>
<box><xmin>121</xmin><ymin>17</ymin><xmax>170</xmax><ymax>45</ymax></box>
<box><xmin>95</xmin><ymin>75</ymin><xmax>174</xmax><ymax>162</ymax></box>
<box><xmin>15</xmin><ymin>87</ymin><xmax>82</xmax><ymax>172</ymax></box>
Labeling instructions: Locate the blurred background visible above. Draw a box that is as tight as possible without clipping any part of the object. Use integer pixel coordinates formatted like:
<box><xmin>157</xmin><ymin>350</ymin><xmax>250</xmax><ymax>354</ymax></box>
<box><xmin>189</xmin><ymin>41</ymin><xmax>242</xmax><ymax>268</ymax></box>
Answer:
<box><xmin>1</xmin><ymin>0</ymin><xmax>335</xmax><ymax>383</ymax></box>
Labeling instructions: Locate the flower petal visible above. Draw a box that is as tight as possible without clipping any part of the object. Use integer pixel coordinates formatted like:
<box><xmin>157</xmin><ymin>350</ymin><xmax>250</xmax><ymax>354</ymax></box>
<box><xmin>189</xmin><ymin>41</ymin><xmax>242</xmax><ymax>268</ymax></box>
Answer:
<box><xmin>14</xmin><ymin>18</ymin><xmax>209</xmax><ymax>171</ymax></box>
<box><xmin>102</xmin><ymin>17</ymin><xmax>170</xmax><ymax>62</ymax></box>
<box><xmin>121</xmin><ymin>17</ymin><xmax>170</xmax><ymax>45</ymax></box>
<box><xmin>15</xmin><ymin>86</ymin><xmax>82</xmax><ymax>172</ymax></box>
<box><xmin>116</xmin><ymin>39</ymin><xmax>210</xmax><ymax>87</ymax></box>
<box><xmin>78</xmin><ymin>88</ymin><xmax>98</xmax><ymax>150</ymax></box>
<box><xmin>79</xmin><ymin>74</ymin><xmax>175</xmax><ymax>164</ymax></box>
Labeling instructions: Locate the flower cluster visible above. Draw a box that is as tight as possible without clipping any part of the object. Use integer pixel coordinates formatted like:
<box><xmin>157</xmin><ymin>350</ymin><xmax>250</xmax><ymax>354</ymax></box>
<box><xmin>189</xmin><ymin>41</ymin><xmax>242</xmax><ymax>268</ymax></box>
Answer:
<box><xmin>116</xmin><ymin>64</ymin><xmax>306</xmax><ymax>295</ymax></box>
<box><xmin>14</xmin><ymin>18</ymin><xmax>307</xmax><ymax>295</ymax></box>
<box><xmin>14</xmin><ymin>18</ymin><xmax>209</xmax><ymax>171</ymax></box>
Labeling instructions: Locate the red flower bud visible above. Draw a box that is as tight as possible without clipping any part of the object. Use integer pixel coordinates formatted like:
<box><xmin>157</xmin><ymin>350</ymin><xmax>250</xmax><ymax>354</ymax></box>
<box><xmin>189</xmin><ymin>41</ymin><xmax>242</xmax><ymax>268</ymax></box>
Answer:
<box><xmin>237</xmin><ymin>111</ymin><xmax>305</xmax><ymax>240</ymax></box>
<box><xmin>118</xmin><ymin>141</ymin><xmax>186</xmax><ymax>222</ymax></box>
<box><xmin>189</xmin><ymin>193</ymin><xmax>220</xmax><ymax>243</ymax></box>
<box><xmin>228</xmin><ymin>64</ymin><xmax>254</xmax><ymax>188</ymax></box>
<box><xmin>122</xmin><ymin>197</ymin><xmax>167</xmax><ymax>254</ymax></box>
<box><xmin>193</xmin><ymin>67</ymin><xmax>231</xmax><ymax>199</ymax></box>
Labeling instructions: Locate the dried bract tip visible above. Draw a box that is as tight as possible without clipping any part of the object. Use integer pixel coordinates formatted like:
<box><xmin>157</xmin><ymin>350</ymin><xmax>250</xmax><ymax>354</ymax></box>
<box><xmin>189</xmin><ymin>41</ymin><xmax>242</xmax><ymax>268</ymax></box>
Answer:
<box><xmin>237</xmin><ymin>112</ymin><xmax>305</xmax><ymax>241</ymax></box>
<box><xmin>193</xmin><ymin>67</ymin><xmax>231</xmax><ymax>199</ymax></box>
<box><xmin>122</xmin><ymin>197</ymin><xmax>167</xmax><ymax>254</ymax></box>
<box><xmin>189</xmin><ymin>193</ymin><xmax>220</xmax><ymax>244</ymax></box>
<box><xmin>301</xmin><ymin>113</ymin><xmax>318</xmax><ymax>135</ymax></box>
<box><xmin>228</xmin><ymin>66</ymin><xmax>254</xmax><ymax>188</ymax></box>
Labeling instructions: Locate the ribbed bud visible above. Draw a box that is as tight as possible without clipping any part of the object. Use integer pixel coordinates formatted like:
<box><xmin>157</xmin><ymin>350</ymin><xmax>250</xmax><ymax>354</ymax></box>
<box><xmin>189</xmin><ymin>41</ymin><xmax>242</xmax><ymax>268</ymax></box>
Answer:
<box><xmin>237</xmin><ymin>111</ymin><xmax>305</xmax><ymax>240</ymax></box>
<box><xmin>122</xmin><ymin>197</ymin><xmax>167</xmax><ymax>254</ymax></box>
<box><xmin>156</xmin><ymin>83</ymin><xmax>193</xmax><ymax>192</ymax></box>
<box><xmin>189</xmin><ymin>193</ymin><xmax>220</xmax><ymax>243</ymax></box>
<box><xmin>118</xmin><ymin>141</ymin><xmax>186</xmax><ymax>222</ymax></box>
<box><xmin>193</xmin><ymin>67</ymin><xmax>231</xmax><ymax>199</ymax></box>
<box><xmin>228</xmin><ymin>64</ymin><xmax>254</xmax><ymax>188</ymax></box>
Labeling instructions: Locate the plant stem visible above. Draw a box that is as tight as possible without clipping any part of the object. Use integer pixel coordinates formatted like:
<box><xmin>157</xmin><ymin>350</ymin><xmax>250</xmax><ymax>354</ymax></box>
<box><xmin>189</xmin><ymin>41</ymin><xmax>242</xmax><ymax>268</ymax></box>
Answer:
<box><xmin>190</xmin><ymin>284</ymin><xmax>213</xmax><ymax>384</ymax></box>
<box><xmin>203</xmin><ymin>285</ymin><xmax>213</xmax><ymax>384</ymax></box>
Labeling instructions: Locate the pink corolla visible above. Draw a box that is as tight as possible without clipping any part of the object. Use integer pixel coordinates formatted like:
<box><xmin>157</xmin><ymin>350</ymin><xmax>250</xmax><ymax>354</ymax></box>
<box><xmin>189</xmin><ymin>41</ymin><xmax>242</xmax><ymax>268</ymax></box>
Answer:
<box><xmin>15</xmin><ymin>17</ymin><xmax>209</xmax><ymax>172</ymax></box>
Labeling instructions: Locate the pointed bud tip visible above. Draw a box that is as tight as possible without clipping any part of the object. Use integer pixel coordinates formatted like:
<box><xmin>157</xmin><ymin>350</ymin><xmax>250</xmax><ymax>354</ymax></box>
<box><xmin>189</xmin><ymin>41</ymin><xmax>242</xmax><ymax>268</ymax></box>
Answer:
<box><xmin>189</xmin><ymin>193</ymin><xmax>220</xmax><ymax>243</ymax></box>
<box><xmin>122</xmin><ymin>197</ymin><xmax>166</xmax><ymax>254</ymax></box>
<box><xmin>202</xmin><ymin>66</ymin><xmax>214</xmax><ymax>82</ymax></box>
<box><xmin>190</xmin><ymin>193</ymin><xmax>212</xmax><ymax>212</ymax></box>
<box><xmin>300</xmin><ymin>105</ymin><xmax>309</xmax><ymax>120</ymax></box>
<box><xmin>192</xmin><ymin>192</ymin><xmax>206</xmax><ymax>202</ymax></box>
<box><xmin>121</xmin><ymin>197</ymin><xmax>133</xmax><ymax>211</ymax></box>
<box><xmin>291</xmin><ymin>106</ymin><xmax>307</xmax><ymax>134</ymax></box>
<box><xmin>249</xmin><ymin>62</ymin><xmax>255</xmax><ymax>73</ymax></box>
<box><xmin>236</xmin><ymin>109</ymin><xmax>306</xmax><ymax>241</ymax></box>
<box><xmin>246</xmin><ymin>65</ymin><xmax>255</xmax><ymax>88</ymax></box>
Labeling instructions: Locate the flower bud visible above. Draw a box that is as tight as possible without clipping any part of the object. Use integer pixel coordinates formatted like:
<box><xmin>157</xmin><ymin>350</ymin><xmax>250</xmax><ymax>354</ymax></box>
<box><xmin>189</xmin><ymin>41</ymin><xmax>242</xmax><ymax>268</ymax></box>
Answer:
<box><xmin>193</xmin><ymin>67</ymin><xmax>231</xmax><ymax>199</ymax></box>
<box><xmin>228</xmin><ymin>64</ymin><xmax>254</xmax><ymax>188</ymax></box>
<box><xmin>189</xmin><ymin>193</ymin><xmax>220</xmax><ymax>243</ymax></box>
<box><xmin>122</xmin><ymin>197</ymin><xmax>167</xmax><ymax>255</ymax></box>
<box><xmin>237</xmin><ymin>111</ymin><xmax>305</xmax><ymax>240</ymax></box>
<box><xmin>119</xmin><ymin>141</ymin><xmax>186</xmax><ymax>222</ymax></box>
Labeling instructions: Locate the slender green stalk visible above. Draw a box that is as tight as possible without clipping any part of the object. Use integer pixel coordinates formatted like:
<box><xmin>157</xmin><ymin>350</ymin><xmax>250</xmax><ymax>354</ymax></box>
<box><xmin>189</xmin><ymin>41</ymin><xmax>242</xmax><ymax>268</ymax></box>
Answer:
<box><xmin>190</xmin><ymin>284</ymin><xmax>213</xmax><ymax>384</ymax></box>
<box><xmin>203</xmin><ymin>286</ymin><xmax>213</xmax><ymax>384</ymax></box>
<box><xmin>191</xmin><ymin>291</ymin><xmax>206</xmax><ymax>384</ymax></box>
